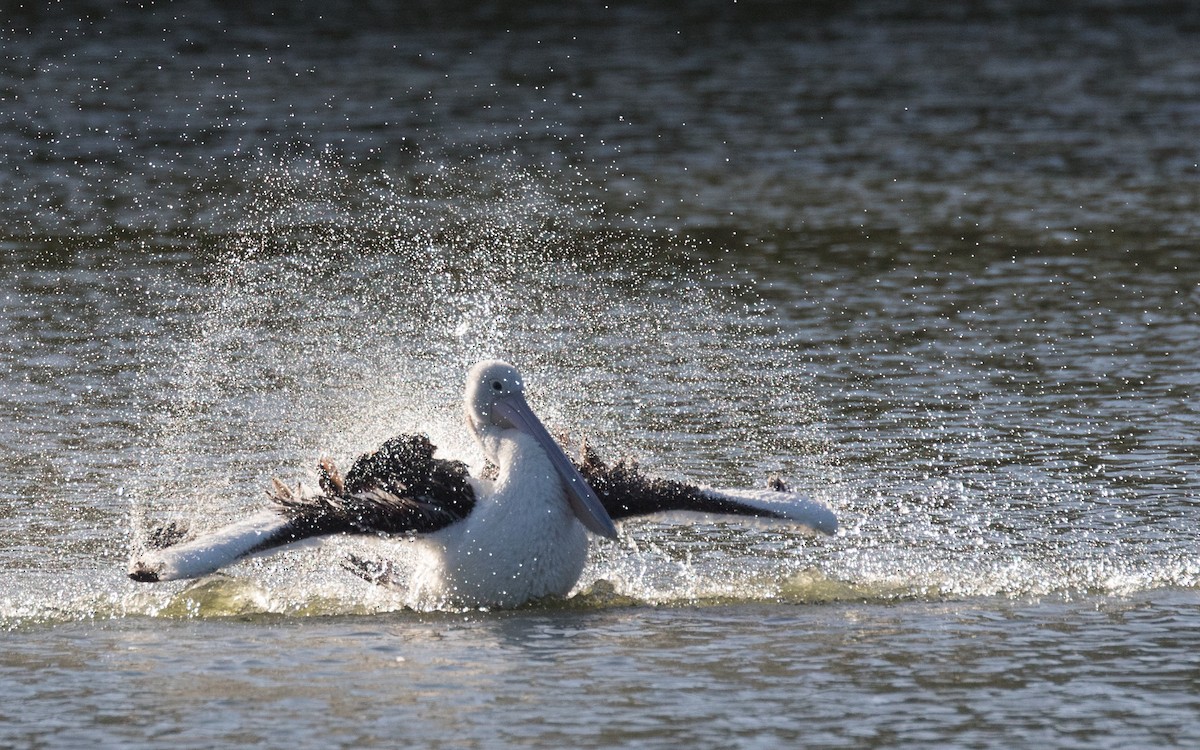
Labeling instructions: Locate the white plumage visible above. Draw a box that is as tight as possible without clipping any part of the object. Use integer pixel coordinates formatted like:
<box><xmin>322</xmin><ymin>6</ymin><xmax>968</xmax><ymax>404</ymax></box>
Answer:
<box><xmin>129</xmin><ymin>359</ymin><xmax>837</xmax><ymax>610</ymax></box>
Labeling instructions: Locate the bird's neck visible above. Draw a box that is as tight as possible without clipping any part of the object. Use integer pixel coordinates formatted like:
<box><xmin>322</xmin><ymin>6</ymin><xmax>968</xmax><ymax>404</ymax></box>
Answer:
<box><xmin>488</xmin><ymin>429</ymin><xmax>560</xmax><ymax>505</ymax></box>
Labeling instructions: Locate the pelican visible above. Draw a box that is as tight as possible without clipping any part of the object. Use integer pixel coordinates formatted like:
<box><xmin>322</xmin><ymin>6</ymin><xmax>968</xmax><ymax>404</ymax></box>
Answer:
<box><xmin>129</xmin><ymin>360</ymin><xmax>837</xmax><ymax>609</ymax></box>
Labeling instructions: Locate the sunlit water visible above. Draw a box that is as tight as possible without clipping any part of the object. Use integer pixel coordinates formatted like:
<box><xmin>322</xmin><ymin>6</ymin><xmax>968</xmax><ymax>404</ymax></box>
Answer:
<box><xmin>4</xmin><ymin>2</ymin><xmax>1200</xmax><ymax>747</ymax></box>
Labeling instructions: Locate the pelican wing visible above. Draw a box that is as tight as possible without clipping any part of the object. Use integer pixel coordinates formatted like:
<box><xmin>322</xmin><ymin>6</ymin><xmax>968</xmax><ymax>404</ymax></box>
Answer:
<box><xmin>574</xmin><ymin>442</ymin><xmax>837</xmax><ymax>535</ymax></box>
<box><xmin>273</xmin><ymin>434</ymin><xmax>476</xmax><ymax>537</ymax></box>
<box><xmin>576</xmin><ymin>445</ymin><xmax>751</xmax><ymax>518</ymax></box>
<box><xmin>129</xmin><ymin>434</ymin><xmax>475</xmax><ymax>582</ymax></box>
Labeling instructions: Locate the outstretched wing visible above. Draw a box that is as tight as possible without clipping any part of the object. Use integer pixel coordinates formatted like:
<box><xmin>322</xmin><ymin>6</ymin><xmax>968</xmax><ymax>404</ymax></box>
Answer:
<box><xmin>129</xmin><ymin>434</ymin><xmax>476</xmax><ymax>582</ymax></box>
<box><xmin>575</xmin><ymin>442</ymin><xmax>837</xmax><ymax>535</ymax></box>
<box><xmin>271</xmin><ymin>434</ymin><xmax>476</xmax><ymax>538</ymax></box>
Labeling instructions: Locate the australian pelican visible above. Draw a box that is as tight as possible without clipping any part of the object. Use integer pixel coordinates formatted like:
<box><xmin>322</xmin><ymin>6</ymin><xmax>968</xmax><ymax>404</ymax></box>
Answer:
<box><xmin>129</xmin><ymin>360</ymin><xmax>837</xmax><ymax>608</ymax></box>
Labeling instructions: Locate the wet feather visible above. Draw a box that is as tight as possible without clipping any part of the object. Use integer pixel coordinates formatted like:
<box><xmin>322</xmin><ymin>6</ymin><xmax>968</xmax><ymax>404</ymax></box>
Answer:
<box><xmin>267</xmin><ymin>434</ymin><xmax>476</xmax><ymax>541</ymax></box>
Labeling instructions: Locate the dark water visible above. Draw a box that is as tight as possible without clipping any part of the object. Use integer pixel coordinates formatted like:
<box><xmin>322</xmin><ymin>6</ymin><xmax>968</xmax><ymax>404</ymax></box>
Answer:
<box><xmin>4</xmin><ymin>1</ymin><xmax>1200</xmax><ymax>747</ymax></box>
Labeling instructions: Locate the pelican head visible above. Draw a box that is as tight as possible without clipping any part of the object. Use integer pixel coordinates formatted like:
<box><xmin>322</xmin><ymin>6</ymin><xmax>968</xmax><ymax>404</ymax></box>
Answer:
<box><xmin>465</xmin><ymin>360</ymin><xmax>619</xmax><ymax>539</ymax></box>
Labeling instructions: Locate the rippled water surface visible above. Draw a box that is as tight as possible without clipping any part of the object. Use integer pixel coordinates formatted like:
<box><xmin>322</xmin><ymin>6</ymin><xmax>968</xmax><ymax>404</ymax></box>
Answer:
<box><xmin>4</xmin><ymin>1</ymin><xmax>1200</xmax><ymax>747</ymax></box>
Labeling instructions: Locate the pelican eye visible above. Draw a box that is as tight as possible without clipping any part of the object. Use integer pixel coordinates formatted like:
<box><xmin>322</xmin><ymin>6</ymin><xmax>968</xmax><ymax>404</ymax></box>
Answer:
<box><xmin>491</xmin><ymin>380</ymin><xmax>504</xmax><ymax>391</ymax></box>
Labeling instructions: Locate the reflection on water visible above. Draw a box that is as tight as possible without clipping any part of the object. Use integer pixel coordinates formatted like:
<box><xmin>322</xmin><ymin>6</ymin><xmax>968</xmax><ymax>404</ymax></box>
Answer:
<box><xmin>3</xmin><ymin>1</ymin><xmax>1200</xmax><ymax>747</ymax></box>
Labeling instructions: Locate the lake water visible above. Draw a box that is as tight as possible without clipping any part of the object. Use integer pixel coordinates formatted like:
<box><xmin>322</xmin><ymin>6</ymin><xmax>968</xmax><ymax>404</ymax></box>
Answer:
<box><xmin>4</xmin><ymin>1</ymin><xmax>1200</xmax><ymax>747</ymax></box>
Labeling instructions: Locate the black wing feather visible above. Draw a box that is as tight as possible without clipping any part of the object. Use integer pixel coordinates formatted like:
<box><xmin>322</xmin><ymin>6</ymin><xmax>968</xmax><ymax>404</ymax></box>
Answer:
<box><xmin>268</xmin><ymin>434</ymin><xmax>476</xmax><ymax>543</ymax></box>
<box><xmin>264</xmin><ymin>432</ymin><xmax>783</xmax><ymax>552</ymax></box>
<box><xmin>574</xmin><ymin>442</ymin><xmax>790</xmax><ymax>521</ymax></box>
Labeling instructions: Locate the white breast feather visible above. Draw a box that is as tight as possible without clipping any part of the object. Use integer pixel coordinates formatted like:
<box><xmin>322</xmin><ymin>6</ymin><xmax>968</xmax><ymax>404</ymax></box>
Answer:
<box><xmin>406</xmin><ymin>430</ymin><xmax>589</xmax><ymax>610</ymax></box>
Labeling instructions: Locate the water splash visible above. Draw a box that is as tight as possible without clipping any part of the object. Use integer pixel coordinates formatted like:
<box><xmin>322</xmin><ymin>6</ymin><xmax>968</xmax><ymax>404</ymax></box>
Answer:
<box><xmin>8</xmin><ymin>142</ymin><xmax>1196</xmax><ymax>625</ymax></box>
<box><xmin>79</xmin><ymin>146</ymin><xmax>836</xmax><ymax>619</ymax></box>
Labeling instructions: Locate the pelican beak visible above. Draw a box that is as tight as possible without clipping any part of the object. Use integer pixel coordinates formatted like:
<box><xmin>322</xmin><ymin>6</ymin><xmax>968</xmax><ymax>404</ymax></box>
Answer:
<box><xmin>493</xmin><ymin>396</ymin><xmax>620</xmax><ymax>539</ymax></box>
